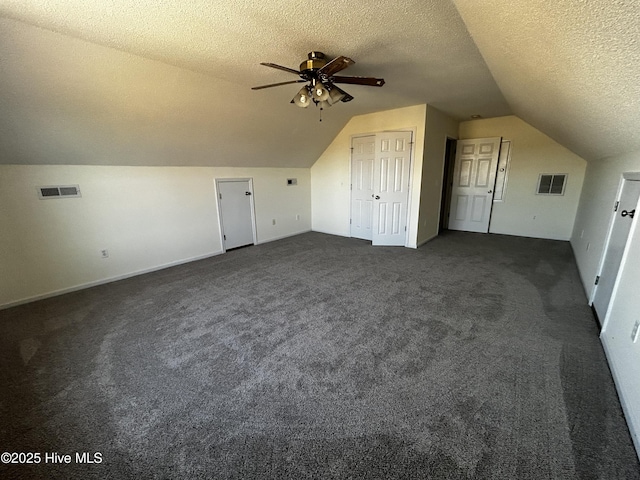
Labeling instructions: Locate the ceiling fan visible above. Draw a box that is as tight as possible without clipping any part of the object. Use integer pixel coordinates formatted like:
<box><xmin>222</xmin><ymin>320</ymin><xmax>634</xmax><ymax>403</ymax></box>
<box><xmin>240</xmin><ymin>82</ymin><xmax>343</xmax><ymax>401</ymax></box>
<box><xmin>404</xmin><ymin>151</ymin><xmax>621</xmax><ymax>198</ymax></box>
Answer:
<box><xmin>252</xmin><ymin>51</ymin><xmax>385</xmax><ymax>109</ymax></box>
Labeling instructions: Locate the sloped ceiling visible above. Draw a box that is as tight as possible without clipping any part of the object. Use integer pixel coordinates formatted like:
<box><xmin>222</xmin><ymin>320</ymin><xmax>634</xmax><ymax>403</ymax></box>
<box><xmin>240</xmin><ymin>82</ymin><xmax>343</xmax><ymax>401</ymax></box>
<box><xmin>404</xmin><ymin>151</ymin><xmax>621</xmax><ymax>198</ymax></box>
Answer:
<box><xmin>0</xmin><ymin>0</ymin><xmax>509</xmax><ymax>167</ymax></box>
<box><xmin>451</xmin><ymin>0</ymin><xmax>640</xmax><ymax>162</ymax></box>
<box><xmin>0</xmin><ymin>1</ymin><xmax>637</xmax><ymax>167</ymax></box>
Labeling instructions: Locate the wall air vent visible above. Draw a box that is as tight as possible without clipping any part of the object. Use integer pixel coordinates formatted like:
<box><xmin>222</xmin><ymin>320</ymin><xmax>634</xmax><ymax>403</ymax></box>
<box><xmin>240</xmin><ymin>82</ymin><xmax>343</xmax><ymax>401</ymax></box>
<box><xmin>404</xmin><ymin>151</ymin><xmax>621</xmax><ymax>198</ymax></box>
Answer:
<box><xmin>536</xmin><ymin>174</ymin><xmax>566</xmax><ymax>195</ymax></box>
<box><xmin>37</xmin><ymin>185</ymin><xmax>82</xmax><ymax>199</ymax></box>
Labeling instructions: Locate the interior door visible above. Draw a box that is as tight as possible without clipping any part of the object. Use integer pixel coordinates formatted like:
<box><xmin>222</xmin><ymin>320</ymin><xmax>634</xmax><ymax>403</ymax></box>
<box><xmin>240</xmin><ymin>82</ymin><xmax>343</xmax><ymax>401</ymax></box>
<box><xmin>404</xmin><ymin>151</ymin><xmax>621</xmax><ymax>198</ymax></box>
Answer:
<box><xmin>216</xmin><ymin>179</ymin><xmax>256</xmax><ymax>251</ymax></box>
<box><xmin>350</xmin><ymin>136</ymin><xmax>376</xmax><ymax>241</ymax></box>
<box><xmin>372</xmin><ymin>131</ymin><xmax>412</xmax><ymax>246</ymax></box>
<box><xmin>447</xmin><ymin>137</ymin><xmax>501</xmax><ymax>233</ymax></box>
<box><xmin>592</xmin><ymin>178</ymin><xmax>640</xmax><ymax>321</ymax></box>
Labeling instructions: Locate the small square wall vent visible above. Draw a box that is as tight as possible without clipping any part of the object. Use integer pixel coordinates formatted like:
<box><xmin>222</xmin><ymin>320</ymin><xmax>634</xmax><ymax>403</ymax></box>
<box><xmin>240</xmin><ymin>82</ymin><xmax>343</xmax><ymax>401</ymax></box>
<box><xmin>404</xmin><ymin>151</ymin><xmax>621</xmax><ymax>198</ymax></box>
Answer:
<box><xmin>536</xmin><ymin>174</ymin><xmax>566</xmax><ymax>195</ymax></box>
<box><xmin>37</xmin><ymin>185</ymin><xmax>82</xmax><ymax>199</ymax></box>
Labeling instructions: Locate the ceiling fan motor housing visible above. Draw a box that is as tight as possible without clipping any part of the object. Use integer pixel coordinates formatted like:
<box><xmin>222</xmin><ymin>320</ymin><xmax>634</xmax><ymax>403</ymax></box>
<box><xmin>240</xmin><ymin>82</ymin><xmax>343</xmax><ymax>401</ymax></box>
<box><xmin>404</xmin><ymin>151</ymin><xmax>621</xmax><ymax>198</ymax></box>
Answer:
<box><xmin>299</xmin><ymin>51</ymin><xmax>327</xmax><ymax>74</ymax></box>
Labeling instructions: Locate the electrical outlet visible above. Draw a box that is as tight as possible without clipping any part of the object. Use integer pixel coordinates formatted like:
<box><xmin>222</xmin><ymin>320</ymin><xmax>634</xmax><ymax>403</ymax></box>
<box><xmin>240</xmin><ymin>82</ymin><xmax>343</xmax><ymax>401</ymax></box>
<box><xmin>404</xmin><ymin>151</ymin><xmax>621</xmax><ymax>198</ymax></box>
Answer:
<box><xmin>101</xmin><ymin>249</ymin><xmax>109</xmax><ymax>258</ymax></box>
<box><xmin>632</xmin><ymin>321</ymin><xmax>640</xmax><ymax>343</ymax></box>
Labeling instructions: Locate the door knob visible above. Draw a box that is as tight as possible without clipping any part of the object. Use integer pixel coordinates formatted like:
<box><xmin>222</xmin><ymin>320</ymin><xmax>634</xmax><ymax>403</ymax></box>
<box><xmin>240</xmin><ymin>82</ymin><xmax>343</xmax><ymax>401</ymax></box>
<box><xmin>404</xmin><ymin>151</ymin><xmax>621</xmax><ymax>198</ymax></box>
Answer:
<box><xmin>621</xmin><ymin>209</ymin><xmax>635</xmax><ymax>218</ymax></box>
<box><xmin>245</xmin><ymin>191</ymin><xmax>252</xmax><ymax>196</ymax></box>
<box><xmin>374</xmin><ymin>195</ymin><xmax>380</xmax><ymax>200</ymax></box>
<box><xmin>488</xmin><ymin>190</ymin><xmax>493</xmax><ymax>194</ymax></box>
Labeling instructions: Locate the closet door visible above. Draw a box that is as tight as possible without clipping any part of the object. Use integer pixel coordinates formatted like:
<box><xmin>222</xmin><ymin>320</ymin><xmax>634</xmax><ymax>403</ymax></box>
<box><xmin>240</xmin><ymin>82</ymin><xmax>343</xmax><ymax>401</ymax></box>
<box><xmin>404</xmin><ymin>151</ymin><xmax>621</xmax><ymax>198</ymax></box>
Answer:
<box><xmin>216</xmin><ymin>179</ymin><xmax>256</xmax><ymax>250</ymax></box>
<box><xmin>593</xmin><ymin>177</ymin><xmax>640</xmax><ymax>323</ymax></box>
<box><xmin>350</xmin><ymin>136</ymin><xmax>376</xmax><ymax>241</ymax></box>
<box><xmin>372</xmin><ymin>131</ymin><xmax>412</xmax><ymax>246</ymax></box>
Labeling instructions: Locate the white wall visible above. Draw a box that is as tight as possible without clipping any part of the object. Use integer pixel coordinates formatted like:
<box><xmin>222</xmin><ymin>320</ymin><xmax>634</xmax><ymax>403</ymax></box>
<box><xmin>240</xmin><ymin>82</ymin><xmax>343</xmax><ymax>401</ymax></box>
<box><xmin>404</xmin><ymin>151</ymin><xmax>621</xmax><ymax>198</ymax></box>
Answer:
<box><xmin>570</xmin><ymin>150</ymin><xmax>640</xmax><ymax>460</ymax></box>
<box><xmin>571</xmin><ymin>151</ymin><xmax>640</xmax><ymax>297</ymax></box>
<box><xmin>0</xmin><ymin>165</ymin><xmax>311</xmax><ymax>308</ymax></box>
<box><xmin>460</xmin><ymin>116</ymin><xmax>587</xmax><ymax>241</ymax></box>
<box><xmin>310</xmin><ymin>104</ymin><xmax>427</xmax><ymax>247</ymax></box>
<box><xmin>417</xmin><ymin>106</ymin><xmax>459</xmax><ymax>245</ymax></box>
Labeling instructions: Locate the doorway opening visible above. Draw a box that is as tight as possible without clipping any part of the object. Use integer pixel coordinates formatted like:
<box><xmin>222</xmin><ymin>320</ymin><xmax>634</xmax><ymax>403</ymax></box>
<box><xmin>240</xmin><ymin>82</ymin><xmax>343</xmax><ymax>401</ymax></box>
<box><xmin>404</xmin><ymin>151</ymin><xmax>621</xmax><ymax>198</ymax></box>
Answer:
<box><xmin>439</xmin><ymin>137</ymin><xmax>457</xmax><ymax>233</ymax></box>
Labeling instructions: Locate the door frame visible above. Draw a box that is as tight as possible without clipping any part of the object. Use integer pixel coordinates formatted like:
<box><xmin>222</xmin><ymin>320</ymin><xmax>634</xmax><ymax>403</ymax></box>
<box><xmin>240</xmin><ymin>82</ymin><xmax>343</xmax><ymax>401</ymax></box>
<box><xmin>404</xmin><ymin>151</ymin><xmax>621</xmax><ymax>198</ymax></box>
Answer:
<box><xmin>215</xmin><ymin>178</ymin><xmax>258</xmax><ymax>253</ymax></box>
<box><xmin>349</xmin><ymin>129</ymin><xmax>415</xmax><ymax>247</ymax></box>
<box><xmin>590</xmin><ymin>171</ymin><xmax>640</xmax><ymax>329</ymax></box>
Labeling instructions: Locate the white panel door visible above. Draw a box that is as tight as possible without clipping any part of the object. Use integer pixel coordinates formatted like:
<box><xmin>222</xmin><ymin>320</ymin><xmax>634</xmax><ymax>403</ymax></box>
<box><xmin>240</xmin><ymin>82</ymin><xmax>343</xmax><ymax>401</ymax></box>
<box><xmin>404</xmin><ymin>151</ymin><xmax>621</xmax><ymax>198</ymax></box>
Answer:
<box><xmin>448</xmin><ymin>137</ymin><xmax>501</xmax><ymax>233</ymax></box>
<box><xmin>350</xmin><ymin>136</ymin><xmax>376</xmax><ymax>241</ymax></box>
<box><xmin>599</xmin><ymin>199</ymin><xmax>640</xmax><ymax>452</ymax></box>
<box><xmin>372</xmin><ymin>131</ymin><xmax>412</xmax><ymax>246</ymax></box>
<box><xmin>593</xmin><ymin>178</ymin><xmax>640</xmax><ymax>321</ymax></box>
<box><xmin>217</xmin><ymin>179</ymin><xmax>256</xmax><ymax>250</ymax></box>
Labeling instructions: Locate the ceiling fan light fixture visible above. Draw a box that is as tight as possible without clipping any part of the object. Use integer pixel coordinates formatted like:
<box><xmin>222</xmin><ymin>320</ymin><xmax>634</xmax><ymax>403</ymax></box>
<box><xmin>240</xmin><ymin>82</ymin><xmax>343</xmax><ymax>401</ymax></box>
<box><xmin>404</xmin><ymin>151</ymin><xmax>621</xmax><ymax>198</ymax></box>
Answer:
<box><xmin>312</xmin><ymin>81</ymin><xmax>330</xmax><ymax>102</ymax></box>
<box><xmin>293</xmin><ymin>86</ymin><xmax>311</xmax><ymax>108</ymax></box>
<box><xmin>328</xmin><ymin>87</ymin><xmax>346</xmax><ymax>104</ymax></box>
<box><xmin>253</xmin><ymin>51</ymin><xmax>385</xmax><ymax>112</ymax></box>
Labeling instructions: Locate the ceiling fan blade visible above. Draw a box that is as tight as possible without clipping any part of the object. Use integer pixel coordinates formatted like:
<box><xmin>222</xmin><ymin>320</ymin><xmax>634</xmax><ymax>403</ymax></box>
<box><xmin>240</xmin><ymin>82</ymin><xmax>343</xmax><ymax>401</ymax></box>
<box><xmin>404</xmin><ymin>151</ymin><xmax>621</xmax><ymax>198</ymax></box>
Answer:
<box><xmin>251</xmin><ymin>80</ymin><xmax>305</xmax><ymax>90</ymax></box>
<box><xmin>260</xmin><ymin>62</ymin><xmax>301</xmax><ymax>76</ymax></box>
<box><xmin>331</xmin><ymin>76</ymin><xmax>385</xmax><ymax>87</ymax></box>
<box><xmin>318</xmin><ymin>56</ymin><xmax>355</xmax><ymax>78</ymax></box>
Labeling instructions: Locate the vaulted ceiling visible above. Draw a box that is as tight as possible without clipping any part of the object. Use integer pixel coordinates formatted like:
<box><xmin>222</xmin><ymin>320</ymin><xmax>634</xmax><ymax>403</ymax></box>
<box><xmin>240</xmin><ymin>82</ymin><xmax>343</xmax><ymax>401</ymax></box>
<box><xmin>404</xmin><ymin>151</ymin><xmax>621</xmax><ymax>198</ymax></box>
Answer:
<box><xmin>0</xmin><ymin>1</ymin><xmax>638</xmax><ymax>167</ymax></box>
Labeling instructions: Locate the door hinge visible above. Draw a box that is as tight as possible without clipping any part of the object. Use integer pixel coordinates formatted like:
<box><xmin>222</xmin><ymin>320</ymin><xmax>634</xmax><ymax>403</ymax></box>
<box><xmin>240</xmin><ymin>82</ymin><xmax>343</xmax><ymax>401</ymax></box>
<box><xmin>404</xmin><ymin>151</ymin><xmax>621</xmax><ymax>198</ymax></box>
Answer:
<box><xmin>614</xmin><ymin>201</ymin><xmax>619</xmax><ymax>212</ymax></box>
<box><xmin>595</xmin><ymin>275</ymin><xmax>600</xmax><ymax>285</ymax></box>
<box><xmin>223</xmin><ymin>234</ymin><xmax>226</xmax><ymax>241</ymax></box>
<box><xmin>219</xmin><ymin>193</ymin><xmax>222</xmax><ymax>199</ymax></box>
<box><xmin>350</xmin><ymin>219</ymin><xmax>352</xmax><ymax>224</ymax></box>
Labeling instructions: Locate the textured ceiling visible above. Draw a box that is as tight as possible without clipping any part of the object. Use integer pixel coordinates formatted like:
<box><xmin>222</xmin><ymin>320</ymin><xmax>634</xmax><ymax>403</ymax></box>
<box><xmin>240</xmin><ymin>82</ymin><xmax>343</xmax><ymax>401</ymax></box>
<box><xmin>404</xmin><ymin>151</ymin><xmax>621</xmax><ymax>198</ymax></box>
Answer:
<box><xmin>452</xmin><ymin>0</ymin><xmax>640</xmax><ymax>161</ymax></box>
<box><xmin>0</xmin><ymin>1</ymin><xmax>637</xmax><ymax>167</ymax></box>
<box><xmin>0</xmin><ymin>0</ymin><xmax>509</xmax><ymax>167</ymax></box>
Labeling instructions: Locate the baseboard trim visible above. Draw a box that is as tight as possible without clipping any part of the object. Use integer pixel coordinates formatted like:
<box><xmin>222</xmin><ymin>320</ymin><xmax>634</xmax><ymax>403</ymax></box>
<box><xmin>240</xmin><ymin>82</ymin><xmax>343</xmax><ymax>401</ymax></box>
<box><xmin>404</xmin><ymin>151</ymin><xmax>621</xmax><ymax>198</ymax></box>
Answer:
<box><xmin>569</xmin><ymin>240</ymin><xmax>596</xmax><ymax>302</ymax></box>
<box><xmin>416</xmin><ymin>233</ymin><xmax>438</xmax><ymax>248</ymax></box>
<box><xmin>0</xmin><ymin>250</ymin><xmax>224</xmax><ymax>310</ymax></box>
<box><xmin>601</xmin><ymin>335</ymin><xmax>640</xmax><ymax>462</ymax></box>
<box><xmin>256</xmin><ymin>229</ymin><xmax>312</xmax><ymax>245</ymax></box>
<box><xmin>2</xmin><ymin>230</ymin><xmax>316</xmax><ymax>310</ymax></box>
<box><xmin>310</xmin><ymin>228</ymin><xmax>349</xmax><ymax>238</ymax></box>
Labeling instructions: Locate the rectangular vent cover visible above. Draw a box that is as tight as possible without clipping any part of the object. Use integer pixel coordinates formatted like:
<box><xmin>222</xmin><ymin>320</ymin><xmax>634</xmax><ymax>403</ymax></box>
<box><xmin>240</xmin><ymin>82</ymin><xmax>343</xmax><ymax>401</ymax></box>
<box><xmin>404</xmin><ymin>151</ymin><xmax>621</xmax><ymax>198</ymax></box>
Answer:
<box><xmin>37</xmin><ymin>185</ymin><xmax>81</xmax><ymax>199</ymax></box>
<box><xmin>537</xmin><ymin>174</ymin><xmax>566</xmax><ymax>195</ymax></box>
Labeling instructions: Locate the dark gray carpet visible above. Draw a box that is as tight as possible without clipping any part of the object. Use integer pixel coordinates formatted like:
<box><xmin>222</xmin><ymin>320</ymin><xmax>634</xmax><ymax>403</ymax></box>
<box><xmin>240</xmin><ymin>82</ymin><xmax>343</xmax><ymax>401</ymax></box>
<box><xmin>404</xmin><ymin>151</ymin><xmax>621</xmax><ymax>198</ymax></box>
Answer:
<box><xmin>1</xmin><ymin>231</ymin><xmax>638</xmax><ymax>479</ymax></box>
